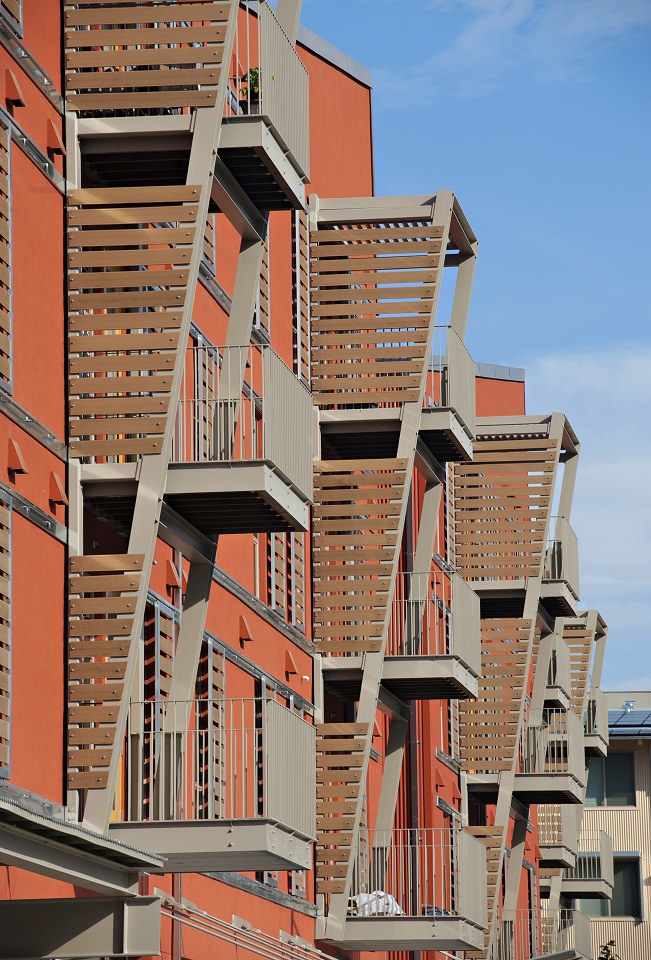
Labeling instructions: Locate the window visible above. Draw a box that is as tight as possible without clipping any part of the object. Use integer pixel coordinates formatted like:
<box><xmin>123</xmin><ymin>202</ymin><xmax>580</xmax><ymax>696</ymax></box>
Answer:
<box><xmin>585</xmin><ymin>752</ymin><xmax>635</xmax><ymax>806</ymax></box>
<box><xmin>580</xmin><ymin>858</ymin><xmax>642</xmax><ymax>918</ymax></box>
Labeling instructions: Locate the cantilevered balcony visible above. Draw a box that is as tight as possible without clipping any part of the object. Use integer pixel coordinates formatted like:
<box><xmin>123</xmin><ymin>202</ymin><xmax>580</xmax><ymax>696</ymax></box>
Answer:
<box><xmin>109</xmin><ymin>697</ymin><xmax>315</xmax><ymax>871</ymax></box>
<box><xmin>514</xmin><ymin>708</ymin><xmax>585</xmax><ymax>804</ymax></box>
<box><xmin>167</xmin><ymin>343</ymin><xmax>313</xmax><ymax>533</ymax></box>
<box><xmin>219</xmin><ymin>0</ymin><xmax>309</xmax><ymax>209</ymax></box>
<box><xmin>584</xmin><ymin>688</ymin><xmax>609</xmax><ymax>757</ymax></box>
<box><xmin>538</xmin><ymin>804</ymin><xmax>578</xmax><ymax>871</ymax></box>
<box><xmin>319</xmin><ymin>827</ymin><xmax>486</xmax><ymax>952</ymax></box>
<box><xmin>319</xmin><ymin>326</ymin><xmax>475</xmax><ymax>463</ymax></box>
<box><xmin>561</xmin><ymin>831</ymin><xmax>614</xmax><ymax>900</ymax></box>
<box><xmin>492</xmin><ymin>908</ymin><xmax>591</xmax><ymax>960</ymax></box>
<box><xmin>541</xmin><ymin>516</ymin><xmax>580</xmax><ymax>616</ymax></box>
<box><xmin>322</xmin><ymin>571</ymin><xmax>480</xmax><ymax>701</ymax></box>
<box><xmin>545</xmin><ymin>634</ymin><xmax>572</xmax><ymax>709</ymax></box>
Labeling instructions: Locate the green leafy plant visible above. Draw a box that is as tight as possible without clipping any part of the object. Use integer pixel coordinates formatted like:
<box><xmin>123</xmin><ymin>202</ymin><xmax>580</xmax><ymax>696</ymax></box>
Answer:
<box><xmin>597</xmin><ymin>942</ymin><xmax>620</xmax><ymax>960</ymax></box>
<box><xmin>240</xmin><ymin>67</ymin><xmax>260</xmax><ymax>97</ymax></box>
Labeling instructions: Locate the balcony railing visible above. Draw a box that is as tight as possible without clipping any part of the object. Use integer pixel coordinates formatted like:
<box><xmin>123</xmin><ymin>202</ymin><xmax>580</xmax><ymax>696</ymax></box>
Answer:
<box><xmin>585</xmin><ymin>687</ymin><xmax>609</xmax><ymax>754</ymax></box>
<box><xmin>386</xmin><ymin>570</ymin><xmax>480</xmax><ymax>674</ymax></box>
<box><xmin>563</xmin><ymin>830</ymin><xmax>614</xmax><ymax>897</ymax></box>
<box><xmin>538</xmin><ymin>803</ymin><xmax>578</xmax><ymax>857</ymax></box>
<box><xmin>172</xmin><ymin>343</ymin><xmax>313</xmax><ymax>502</ymax></box>
<box><xmin>122</xmin><ymin>697</ymin><xmax>315</xmax><ymax>840</ymax></box>
<box><xmin>225</xmin><ymin>0</ymin><xmax>310</xmax><ymax>178</ymax></box>
<box><xmin>519</xmin><ymin>709</ymin><xmax>584</xmax><ymax>782</ymax></box>
<box><xmin>426</xmin><ymin>325</ymin><xmax>476</xmax><ymax>437</ymax></box>
<box><xmin>543</xmin><ymin>515</ymin><xmax>579</xmax><ymax>599</ymax></box>
<box><xmin>547</xmin><ymin>634</ymin><xmax>571</xmax><ymax>695</ymax></box>
<box><xmin>348</xmin><ymin>827</ymin><xmax>486</xmax><ymax>927</ymax></box>
<box><xmin>492</xmin><ymin>908</ymin><xmax>591</xmax><ymax>960</ymax></box>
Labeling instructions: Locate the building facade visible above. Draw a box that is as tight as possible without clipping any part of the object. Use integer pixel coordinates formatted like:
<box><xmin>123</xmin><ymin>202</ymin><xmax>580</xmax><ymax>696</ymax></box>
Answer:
<box><xmin>0</xmin><ymin>1</ymin><xmax>610</xmax><ymax>959</ymax></box>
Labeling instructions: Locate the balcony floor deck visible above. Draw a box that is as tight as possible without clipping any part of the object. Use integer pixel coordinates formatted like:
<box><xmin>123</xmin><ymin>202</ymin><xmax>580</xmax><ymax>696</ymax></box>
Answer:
<box><xmin>109</xmin><ymin>818</ymin><xmax>312</xmax><ymax>872</ymax></box>
<box><xmin>513</xmin><ymin>773</ymin><xmax>585</xmax><ymax>805</ymax></box>
<box><xmin>319</xmin><ymin>915</ymin><xmax>485</xmax><ymax>952</ymax></box>
<box><xmin>322</xmin><ymin>655</ymin><xmax>478</xmax><ymax>702</ymax></box>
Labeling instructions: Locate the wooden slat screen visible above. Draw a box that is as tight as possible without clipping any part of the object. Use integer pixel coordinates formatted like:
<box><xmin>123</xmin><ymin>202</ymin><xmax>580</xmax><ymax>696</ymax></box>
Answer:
<box><xmin>312</xmin><ymin>458</ymin><xmax>408</xmax><ymax>654</ymax></box>
<box><xmin>0</xmin><ymin>121</ymin><xmax>11</xmax><ymax>390</ymax></box>
<box><xmin>195</xmin><ymin>637</ymin><xmax>226</xmax><ymax>818</ymax></box>
<box><xmin>459</xmin><ymin>618</ymin><xmax>533</xmax><ymax>774</ymax></box>
<box><xmin>67</xmin><ymin>553</ymin><xmax>144</xmax><ymax>790</ymax></box>
<box><xmin>454</xmin><ymin>436</ymin><xmax>561</xmax><ymax>580</ymax></box>
<box><xmin>316</xmin><ymin>722</ymin><xmax>368</xmax><ymax>896</ymax></box>
<box><xmin>0</xmin><ymin>497</ymin><xmax>10</xmax><ymax>777</ymax></box>
<box><xmin>64</xmin><ymin>0</ymin><xmax>233</xmax><ymax>115</ymax></box>
<box><xmin>293</xmin><ymin>210</ymin><xmax>310</xmax><ymax>385</ymax></box>
<box><xmin>203</xmin><ymin>212</ymin><xmax>216</xmax><ymax>276</ymax></box>
<box><xmin>310</xmin><ymin>221</ymin><xmax>446</xmax><ymax>406</ymax></box>
<box><xmin>291</xmin><ymin>532</ymin><xmax>306</xmax><ymax>631</ymax></box>
<box><xmin>465</xmin><ymin>825</ymin><xmax>504</xmax><ymax>960</ymax></box>
<box><xmin>143</xmin><ymin>596</ymin><xmax>177</xmax><ymax>703</ymax></box>
<box><xmin>563</xmin><ymin>618</ymin><xmax>593</xmax><ymax>716</ymax></box>
<box><xmin>67</xmin><ymin>185</ymin><xmax>201</xmax><ymax>461</ymax></box>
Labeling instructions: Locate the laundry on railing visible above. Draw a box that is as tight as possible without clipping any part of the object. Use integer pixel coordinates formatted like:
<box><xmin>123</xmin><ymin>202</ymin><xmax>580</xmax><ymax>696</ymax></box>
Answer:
<box><xmin>349</xmin><ymin>892</ymin><xmax>405</xmax><ymax>917</ymax></box>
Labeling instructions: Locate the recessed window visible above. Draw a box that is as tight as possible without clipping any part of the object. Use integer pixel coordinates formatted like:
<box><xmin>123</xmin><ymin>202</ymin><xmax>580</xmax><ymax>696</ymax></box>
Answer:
<box><xmin>585</xmin><ymin>752</ymin><xmax>635</xmax><ymax>806</ymax></box>
<box><xmin>580</xmin><ymin>858</ymin><xmax>642</xmax><ymax>918</ymax></box>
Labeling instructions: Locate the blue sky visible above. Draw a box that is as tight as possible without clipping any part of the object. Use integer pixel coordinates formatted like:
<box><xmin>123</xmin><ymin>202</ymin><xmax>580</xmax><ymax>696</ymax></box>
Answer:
<box><xmin>299</xmin><ymin>0</ymin><xmax>651</xmax><ymax>690</ymax></box>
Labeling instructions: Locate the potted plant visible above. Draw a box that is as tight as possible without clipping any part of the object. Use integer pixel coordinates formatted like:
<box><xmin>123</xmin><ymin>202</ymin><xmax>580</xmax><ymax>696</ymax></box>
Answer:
<box><xmin>239</xmin><ymin>67</ymin><xmax>260</xmax><ymax>114</ymax></box>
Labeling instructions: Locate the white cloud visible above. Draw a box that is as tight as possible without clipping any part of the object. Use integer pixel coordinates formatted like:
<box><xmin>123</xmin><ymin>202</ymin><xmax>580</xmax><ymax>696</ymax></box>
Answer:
<box><xmin>373</xmin><ymin>0</ymin><xmax>651</xmax><ymax>104</ymax></box>
<box><xmin>524</xmin><ymin>343</ymin><xmax>651</xmax><ymax>690</ymax></box>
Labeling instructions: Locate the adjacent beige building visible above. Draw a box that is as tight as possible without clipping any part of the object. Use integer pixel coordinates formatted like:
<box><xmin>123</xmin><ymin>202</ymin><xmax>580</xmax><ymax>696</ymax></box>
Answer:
<box><xmin>580</xmin><ymin>692</ymin><xmax>651</xmax><ymax>959</ymax></box>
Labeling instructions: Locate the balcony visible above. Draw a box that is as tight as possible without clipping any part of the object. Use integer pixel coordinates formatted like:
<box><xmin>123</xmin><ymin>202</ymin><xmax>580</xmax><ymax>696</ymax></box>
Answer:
<box><xmin>421</xmin><ymin>326</ymin><xmax>476</xmax><ymax>461</ymax></box>
<box><xmin>318</xmin><ymin>827</ymin><xmax>486</xmax><ymax>952</ymax></box>
<box><xmin>492</xmin><ymin>908</ymin><xmax>591</xmax><ymax>960</ymax></box>
<box><xmin>109</xmin><ymin>697</ymin><xmax>316</xmax><ymax>871</ymax></box>
<box><xmin>561</xmin><ymin>831</ymin><xmax>614</xmax><ymax>900</ymax></box>
<box><xmin>319</xmin><ymin>326</ymin><xmax>475</xmax><ymax>464</ymax></box>
<box><xmin>322</xmin><ymin>571</ymin><xmax>480</xmax><ymax>701</ymax></box>
<box><xmin>545</xmin><ymin>635</ymin><xmax>572</xmax><ymax>709</ymax></box>
<box><xmin>219</xmin><ymin>0</ymin><xmax>309</xmax><ymax>209</ymax></box>
<box><xmin>167</xmin><ymin>343</ymin><xmax>313</xmax><ymax>533</ymax></box>
<box><xmin>541</xmin><ymin>516</ymin><xmax>579</xmax><ymax>616</ymax></box>
<box><xmin>538</xmin><ymin>804</ymin><xmax>578</xmax><ymax>871</ymax></box>
<box><xmin>584</xmin><ymin>688</ymin><xmax>609</xmax><ymax>757</ymax></box>
<box><xmin>514</xmin><ymin>709</ymin><xmax>585</xmax><ymax>804</ymax></box>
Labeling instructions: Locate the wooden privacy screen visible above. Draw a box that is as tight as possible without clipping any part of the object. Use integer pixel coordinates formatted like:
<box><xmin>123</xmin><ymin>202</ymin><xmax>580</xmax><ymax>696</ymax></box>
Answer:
<box><xmin>312</xmin><ymin>458</ymin><xmax>408</xmax><ymax>654</ymax></box>
<box><xmin>293</xmin><ymin>210</ymin><xmax>310</xmax><ymax>385</ymax></box>
<box><xmin>0</xmin><ymin>121</ymin><xmax>10</xmax><ymax>388</ymax></box>
<box><xmin>67</xmin><ymin>185</ymin><xmax>201</xmax><ymax>460</ymax></box>
<box><xmin>459</xmin><ymin>619</ymin><xmax>533</xmax><ymax>775</ymax></box>
<box><xmin>0</xmin><ymin>498</ymin><xmax>10</xmax><ymax>775</ymax></box>
<box><xmin>68</xmin><ymin>554</ymin><xmax>144</xmax><ymax>790</ymax></box>
<box><xmin>64</xmin><ymin>0</ymin><xmax>232</xmax><ymax>114</ymax></box>
<box><xmin>464</xmin><ymin>825</ymin><xmax>504</xmax><ymax>960</ymax></box>
<box><xmin>310</xmin><ymin>221</ymin><xmax>445</xmax><ymax>406</ymax></box>
<box><xmin>454</xmin><ymin>436</ymin><xmax>560</xmax><ymax>580</ymax></box>
<box><xmin>563</xmin><ymin>617</ymin><xmax>594</xmax><ymax>716</ymax></box>
<box><xmin>316</xmin><ymin>722</ymin><xmax>368</xmax><ymax>895</ymax></box>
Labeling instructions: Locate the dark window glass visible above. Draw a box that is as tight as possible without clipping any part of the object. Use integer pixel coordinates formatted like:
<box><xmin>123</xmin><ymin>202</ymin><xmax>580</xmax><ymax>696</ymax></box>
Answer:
<box><xmin>585</xmin><ymin>753</ymin><xmax>635</xmax><ymax>807</ymax></box>
<box><xmin>612</xmin><ymin>859</ymin><xmax>641</xmax><ymax>916</ymax></box>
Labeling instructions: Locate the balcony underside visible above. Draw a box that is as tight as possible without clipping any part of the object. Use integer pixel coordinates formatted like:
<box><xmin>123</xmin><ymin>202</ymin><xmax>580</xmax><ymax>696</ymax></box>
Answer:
<box><xmin>539</xmin><ymin>845</ymin><xmax>577</xmax><ymax>871</ymax></box>
<box><xmin>109</xmin><ymin>818</ymin><xmax>312</xmax><ymax>872</ymax></box>
<box><xmin>420</xmin><ymin>407</ymin><xmax>473</xmax><ymax>462</ymax></box>
<box><xmin>540</xmin><ymin>580</ymin><xmax>578</xmax><ymax>617</ymax></box>
<box><xmin>545</xmin><ymin>685</ymin><xmax>571</xmax><ymax>710</ymax></box>
<box><xmin>561</xmin><ymin>878</ymin><xmax>613</xmax><ymax>899</ymax></box>
<box><xmin>219</xmin><ymin>117</ymin><xmax>306</xmax><ymax>210</ymax></box>
<box><xmin>319</xmin><ymin>408</ymin><xmax>472</xmax><ymax>465</ymax></box>
<box><xmin>532</xmin><ymin>950</ymin><xmax>590</xmax><ymax>960</ymax></box>
<box><xmin>322</xmin><ymin>655</ymin><xmax>478</xmax><ymax>702</ymax></box>
<box><xmin>584</xmin><ymin>732</ymin><xmax>608</xmax><ymax>758</ymax></box>
<box><xmin>319</xmin><ymin>916</ymin><xmax>485</xmax><ymax>952</ymax></box>
<box><xmin>513</xmin><ymin>774</ymin><xmax>585</xmax><ymax>805</ymax></box>
<box><xmin>165</xmin><ymin>461</ymin><xmax>309</xmax><ymax>533</ymax></box>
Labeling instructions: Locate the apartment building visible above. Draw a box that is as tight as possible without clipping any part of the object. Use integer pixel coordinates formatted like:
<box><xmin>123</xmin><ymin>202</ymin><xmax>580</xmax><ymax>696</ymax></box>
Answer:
<box><xmin>0</xmin><ymin>2</ymin><xmax>609</xmax><ymax>959</ymax></box>
<box><xmin>576</xmin><ymin>694</ymin><xmax>651</xmax><ymax>959</ymax></box>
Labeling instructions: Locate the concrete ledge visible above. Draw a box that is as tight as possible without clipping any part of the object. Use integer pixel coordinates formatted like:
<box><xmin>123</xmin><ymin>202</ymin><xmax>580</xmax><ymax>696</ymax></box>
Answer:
<box><xmin>319</xmin><ymin>915</ymin><xmax>485</xmax><ymax>952</ymax></box>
